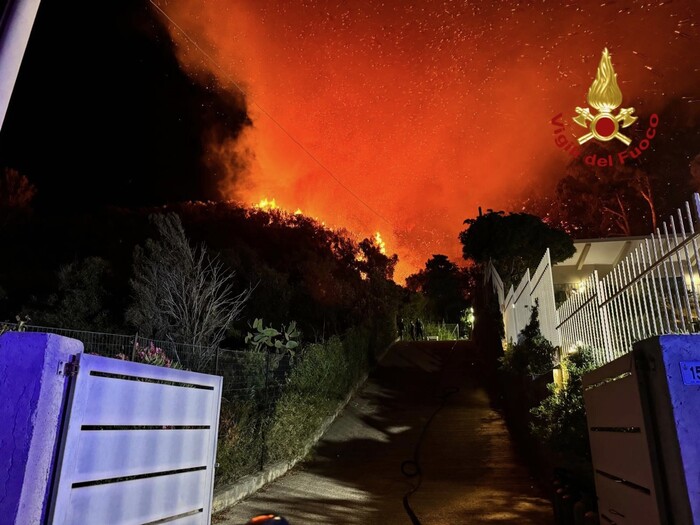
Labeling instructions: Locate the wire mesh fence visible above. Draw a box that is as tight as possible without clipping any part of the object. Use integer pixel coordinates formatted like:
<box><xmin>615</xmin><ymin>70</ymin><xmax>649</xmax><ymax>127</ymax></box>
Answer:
<box><xmin>0</xmin><ymin>321</ymin><xmax>363</xmax><ymax>485</ymax></box>
<box><xmin>1</xmin><ymin>323</ymin><xmax>136</xmax><ymax>358</ymax></box>
<box><xmin>423</xmin><ymin>322</ymin><xmax>460</xmax><ymax>340</ymax></box>
<box><xmin>0</xmin><ymin>321</ymin><xmax>290</xmax><ymax>395</ymax></box>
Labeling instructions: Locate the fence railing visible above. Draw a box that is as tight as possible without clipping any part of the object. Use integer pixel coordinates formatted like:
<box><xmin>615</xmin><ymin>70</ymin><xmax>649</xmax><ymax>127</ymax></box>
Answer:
<box><xmin>490</xmin><ymin>249</ymin><xmax>560</xmax><ymax>348</ymax></box>
<box><xmin>424</xmin><ymin>322</ymin><xmax>460</xmax><ymax>340</ymax></box>
<box><xmin>487</xmin><ymin>193</ymin><xmax>700</xmax><ymax>368</ymax></box>
<box><xmin>0</xmin><ymin>322</ymin><xmax>297</xmax><ymax>485</ymax></box>
<box><xmin>559</xmin><ymin>195</ymin><xmax>700</xmax><ymax>365</ymax></box>
<box><xmin>557</xmin><ymin>270</ymin><xmax>614</xmax><ymax>365</ymax></box>
<box><xmin>531</xmin><ymin>249</ymin><xmax>561</xmax><ymax>347</ymax></box>
<box><xmin>487</xmin><ymin>261</ymin><xmax>505</xmax><ymax>306</ymax></box>
<box><xmin>0</xmin><ymin>320</ymin><xmax>300</xmax><ymax>390</ymax></box>
<box><xmin>0</xmin><ymin>322</ymin><xmax>232</xmax><ymax>372</ymax></box>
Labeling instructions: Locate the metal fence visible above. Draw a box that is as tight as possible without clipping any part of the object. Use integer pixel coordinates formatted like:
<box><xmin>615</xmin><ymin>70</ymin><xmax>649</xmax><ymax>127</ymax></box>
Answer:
<box><xmin>557</xmin><ymin>270</ymin><xmax>613</xmax><ymax>365</ymax></box>
<box><xmin>487</xmin><ymin>193</ymin><xmax>700</xmax><ymax>368</ymax></box>
<box><xmin>487</xmin><ymin>261</ymin><xmax>505</xmax><ymax>306</ymax></box>
<box><xmin>0</xmin><ymin>322</ymin><xmax>296</xmax><ymax>478</ymax></box>
<box><xmin>423</xmin><ymin>322</ymin><xmax>460</xmax><ymax>340</ymax></box>
<box><xmin>0</xmin><ymin>323</ymin><xmax>227</xmax><ymax>372</ymax></box>
<box><xmin>558</xmin><ymin>195</ymin><xmax>700</xmax><ymax>365</ymax></box>
<box><xmin>0</xmin><ymin>321</ymin><xmax>297</xmax><ymax>393</ymax></box>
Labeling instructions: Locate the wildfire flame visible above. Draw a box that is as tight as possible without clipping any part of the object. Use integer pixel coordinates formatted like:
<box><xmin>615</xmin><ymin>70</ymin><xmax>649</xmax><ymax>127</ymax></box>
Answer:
<box><xmin>253</xmin><ymin>199</ymin><xmax>387</xmax><ymax>269</ymax></box>
<box><xmin>587</xmin><ymin>48</ymin><xmax>623</xmax><ymax>112</ymax></box>
<box><xmin>255</xmin><ymin>198</ymin><xmax>278</xmax><ymax>211</ymax></box>
<box><xmin>374</xmin><ymin>231</ymin><xmax>386</xmax><ymax>255</ymax></box>
<box><xmin>254</xmin><ymin>198</ymin><xmax>304</xmax><ymax>216</ymax></box>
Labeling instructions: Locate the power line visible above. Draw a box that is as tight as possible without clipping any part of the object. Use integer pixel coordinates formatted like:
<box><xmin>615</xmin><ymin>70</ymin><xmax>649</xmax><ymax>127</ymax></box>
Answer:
<box><xmin>148</xmin><ymin>0</ymin><xmax>395</xmax><ymax>230</ymax></box>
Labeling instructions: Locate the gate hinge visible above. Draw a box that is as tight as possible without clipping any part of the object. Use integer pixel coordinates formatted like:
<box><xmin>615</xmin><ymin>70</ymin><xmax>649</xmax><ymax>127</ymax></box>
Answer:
<box><xmin>58</xmin><ymin>357</ymin><xmax>80</xmax><ymax>377</ymax></box>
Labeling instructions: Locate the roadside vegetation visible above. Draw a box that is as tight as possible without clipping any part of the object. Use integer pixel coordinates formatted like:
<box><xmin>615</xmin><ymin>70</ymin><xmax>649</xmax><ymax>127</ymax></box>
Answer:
<box><xmin>0</xmin><ymin>192</ymin><xmax>407</xmax><ymax>485</ymax></box>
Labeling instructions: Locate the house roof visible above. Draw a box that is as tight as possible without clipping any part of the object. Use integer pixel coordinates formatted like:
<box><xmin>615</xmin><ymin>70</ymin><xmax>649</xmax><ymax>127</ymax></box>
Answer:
<box><xmin>552</xmin><ymin>236</ymin><xmax>648</xmax><ymax>284</ymax></box>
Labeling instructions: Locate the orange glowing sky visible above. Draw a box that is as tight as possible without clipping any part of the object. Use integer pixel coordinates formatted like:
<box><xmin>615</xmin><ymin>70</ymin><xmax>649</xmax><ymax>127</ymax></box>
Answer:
<box><xmin>157</xmin><ymin>0</ymin><xmax>700</xmax><ymax>281</ymax></box>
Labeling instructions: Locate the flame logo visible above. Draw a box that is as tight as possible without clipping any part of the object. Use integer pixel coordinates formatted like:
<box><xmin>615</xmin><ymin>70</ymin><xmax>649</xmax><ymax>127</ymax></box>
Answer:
<box><xmin>587</xmin><ymin>48</ymin><xmax>623</xmax><ymax>113</ymax></box>
<box><xmin>573</xmin><ymin>48</ymin><xmax>637</xmax><ymax>145</ymax></box>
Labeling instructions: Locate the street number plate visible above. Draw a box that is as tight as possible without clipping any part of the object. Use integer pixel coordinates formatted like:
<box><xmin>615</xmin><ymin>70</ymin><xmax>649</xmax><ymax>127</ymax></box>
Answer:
<box><xmin>680</xmin><ymin>361</ymin><xmax>700</xmax><ymax>385</ymax></box>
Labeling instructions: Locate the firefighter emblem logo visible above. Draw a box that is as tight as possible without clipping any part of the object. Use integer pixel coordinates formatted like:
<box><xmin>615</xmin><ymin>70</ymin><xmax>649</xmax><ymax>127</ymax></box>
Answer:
<box><xmin>573</xmin><ymin>48</ymin><xmax>637</xmax><ymax>145</ymax></box>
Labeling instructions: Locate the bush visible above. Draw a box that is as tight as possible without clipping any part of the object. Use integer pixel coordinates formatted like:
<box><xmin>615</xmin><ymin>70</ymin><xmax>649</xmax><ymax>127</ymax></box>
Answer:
<box><xmin>38</xmin><ymin>257</ymin><xmax>118</xmax><ymax>332</ymax></box>
<box><xmin>424</xmin><ymin>322</ymin><xmax>458</xmax><ymax>340</ymax></box>
<box><xmin>245</xmin><ymin>318</ymin><xmax>300</xmax><ymax>355</ymax></box>
<box><xmin>266</xmin><ymin>336</ymin><xmax>359</xmax><ymax>462</ymax></box>
<box><xmin>343</xmin><ymin>322</ymin><xmax>374</xmax><ymax>372</ymax></box>
<box><xmin>499</xmin><ymin>301</ymin><xmax>555</xmax><ymax>377</ymax></box>
<box><xmin>215</xmin><ymin>399</ymin><xmax>265</xmax><ymax>485</ymax></box>
<box><xmin>114</xmin><ymin>341</ymin><xmax>182</xmax><ymax>369</ymax></box>
<box><xmin>138</xmin><ymin>341</ymin><xmax>181</xmax><ymax>368</ymax></box>
<box><xmin>0</xmin><ymin>315</ymin><xmax>30</xmax><ymax>336</ymax></box>
<box><xmin>214</xmin><ymin>323</ymin><xmax>381</xmax><ymax>485</ymax></box>
<box><xmin>530</xmin><ymin>345</ymin><xmax>596</xmax><ymax>458</ymax></box>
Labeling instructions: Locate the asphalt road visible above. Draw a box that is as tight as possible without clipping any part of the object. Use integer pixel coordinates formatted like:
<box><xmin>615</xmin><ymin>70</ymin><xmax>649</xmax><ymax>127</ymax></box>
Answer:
<box><xmin>213</xmin><ymin>341</ymin><xmax>553</xmax><ymax>525</ymax></box>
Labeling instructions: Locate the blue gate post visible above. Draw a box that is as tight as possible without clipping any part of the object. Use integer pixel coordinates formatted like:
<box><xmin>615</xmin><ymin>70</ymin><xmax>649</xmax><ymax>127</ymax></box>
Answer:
<box><xmin>0</xmin><ymin>332</ymin><xmax>83</xmax><ymax>525</ymax></box>
<box><xmin>636</xmin><ymin>335</ymin><xmax>700</xmax><ymax>524</ymax></box>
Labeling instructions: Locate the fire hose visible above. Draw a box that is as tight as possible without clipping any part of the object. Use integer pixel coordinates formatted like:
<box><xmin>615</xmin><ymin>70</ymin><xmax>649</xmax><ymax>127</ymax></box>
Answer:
<box><xmin>401</xmin><ymin>342</ymin><xmax>461</xmax><ymax>525</ymax></box>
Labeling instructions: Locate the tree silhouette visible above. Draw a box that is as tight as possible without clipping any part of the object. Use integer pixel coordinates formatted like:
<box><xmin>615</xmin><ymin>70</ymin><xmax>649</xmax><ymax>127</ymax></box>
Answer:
<box><xmin>126</xmin><ymin>213</ymin><xmax>251</xmax><ymax>366</ymax></box>
<box><xmin>460</xmin><ymin>211</ymin><xmax>574</xmax><ymax>289</ymax></box>
<box><xmin>406</xmin><ymin>254</ymin><xmax>472</xmax><ymax>322</ymax></box>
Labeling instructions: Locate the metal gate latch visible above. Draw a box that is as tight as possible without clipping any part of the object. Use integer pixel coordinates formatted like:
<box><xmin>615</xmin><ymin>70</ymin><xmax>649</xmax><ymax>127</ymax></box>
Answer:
<box><xmin>58</xmin><ymin>358</ymin><xmax>80</xmax><ymax>377</ymax></box>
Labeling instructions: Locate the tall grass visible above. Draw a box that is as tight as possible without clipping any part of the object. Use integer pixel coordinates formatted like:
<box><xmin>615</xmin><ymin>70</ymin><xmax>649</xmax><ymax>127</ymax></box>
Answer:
<box><xmin>424</xmin><ymin>322</ymin><xmax>458</xmax><ymax>340</ymax></box>
<box><xmin>214</xmin><ymin>322</ymin><xmax>384</xmax><ymax>486</ymax></box>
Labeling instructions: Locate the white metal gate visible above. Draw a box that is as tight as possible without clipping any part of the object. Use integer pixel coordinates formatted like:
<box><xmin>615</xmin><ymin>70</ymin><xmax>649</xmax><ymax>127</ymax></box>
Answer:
<box><xmin>582</xmin><ymin>352</ymin><xmax>662</xmax><ymax>524</ymax></box>
<box><xmin>48</xmin><ymin>354</ymin><xmax>222</xmax><ymax>525</ymax></box>
<box><xmin>583</xmin><ymin>338</ymin><xmax>700</xmax><ymax>524</ymax></box>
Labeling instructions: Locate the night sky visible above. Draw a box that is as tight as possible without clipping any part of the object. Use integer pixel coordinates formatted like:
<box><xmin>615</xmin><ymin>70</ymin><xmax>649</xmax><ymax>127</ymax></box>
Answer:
<box><xmin>1</xmin><ymin>0</ymin><xmax>699</xmax><ymax>280</ymax></box>
<box><xmin>0</xmin><ymin>0</ymin><xmax>249</xmax><ymax>208</ymax></box>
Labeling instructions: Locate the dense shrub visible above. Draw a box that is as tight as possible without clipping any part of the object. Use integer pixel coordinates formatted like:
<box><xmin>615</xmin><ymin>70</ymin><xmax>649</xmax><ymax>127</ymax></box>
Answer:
<box><xmin>499</xmin><ymin>301</ymin><xmax>555</xmax><ymax>377</ymax></box>
<box><xmin>530</xmin><ymin>345</ymin><xmax>596</xmax><ymax>458</ymax></box>
<box><xmin>424</xmin><ymin>322</ymin><xmax>459</xmax><ymax>340</ymax></box>
<box><xmin>266</xmin><ymin>337</ymin><xmax>351</xmax><ymax>462</ymax></box>
<box><xmin>342</xmin><ymin>324</ymin><xmax>372</xmax><ymax>377</ymax></box>
<box><xmin>37</xmin><ymin>257</ymin><xmax>118</xmax><ymax>332</ymax></box>
<box><xmin>215</xmin><ymin>324</ymin><xmax>384</xmax><ymax>486</ymax></box>
<box><xmin>215</xmin><ymin>399</ymin><xmax>265</xmax><ymax>484</ymax></box>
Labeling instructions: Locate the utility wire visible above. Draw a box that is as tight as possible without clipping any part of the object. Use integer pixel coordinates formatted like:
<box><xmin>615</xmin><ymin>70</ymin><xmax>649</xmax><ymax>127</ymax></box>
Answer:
<box><xmin>148</xmin><ymin>0</ymin><xmax>395</xmax><ymax>230</ymax></box>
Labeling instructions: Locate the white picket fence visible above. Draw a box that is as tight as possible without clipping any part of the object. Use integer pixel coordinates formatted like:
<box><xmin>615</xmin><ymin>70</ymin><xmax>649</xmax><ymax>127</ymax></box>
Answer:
<box><xmin>48</xmin><ymin>353</ymin><xmax>222</xmax><ymax>525</ymax></box>
<box><xmin>494</xmin><ymin>249</ymin><xmax>561</xmax><ymax>348</ymax></box>
<box><xmin>487</xmin><ymin>193</ymin><xmax>700</xmax><ymax>367</ymax></box>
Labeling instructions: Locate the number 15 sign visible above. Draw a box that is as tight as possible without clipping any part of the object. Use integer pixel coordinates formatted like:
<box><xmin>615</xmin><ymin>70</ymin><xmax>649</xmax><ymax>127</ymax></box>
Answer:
<box><xmin>680</xmin><ymin>361</ymin><xmax>700</xmax><ymax>386</ymax></box>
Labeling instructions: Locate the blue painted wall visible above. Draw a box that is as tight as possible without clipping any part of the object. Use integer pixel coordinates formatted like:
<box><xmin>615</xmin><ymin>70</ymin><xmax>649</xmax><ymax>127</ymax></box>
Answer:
<box><xmin>0</xmin><ymin>332</ymin><xmax>82</xmax><ymax>524</ymax></box>
<box><xmin>656</xmin><ymin>335</ymin><xmax>700</xmax><ymax>524</ymax></box>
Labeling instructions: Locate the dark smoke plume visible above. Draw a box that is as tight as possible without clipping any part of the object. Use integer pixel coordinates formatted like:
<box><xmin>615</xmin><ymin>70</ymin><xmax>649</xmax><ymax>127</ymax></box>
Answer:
<box><xmin>0</xmin><ymin>0</ymin><xmax>250</xmax><ymax>210</ymax></box>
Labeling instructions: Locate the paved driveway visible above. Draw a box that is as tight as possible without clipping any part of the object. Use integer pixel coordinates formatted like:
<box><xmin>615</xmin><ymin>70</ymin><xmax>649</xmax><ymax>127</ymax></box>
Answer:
<box><xmin>213</xmin><ymin>341</ymin><xmax>552</xmax><ymax>525</ymax></box>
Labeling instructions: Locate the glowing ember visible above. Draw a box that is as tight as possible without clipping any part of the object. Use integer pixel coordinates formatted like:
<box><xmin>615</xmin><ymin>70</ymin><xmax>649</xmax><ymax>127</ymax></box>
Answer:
<box><xmin>294</xmin><ymin>208</ymin><xmax>303</xmax><ymax>215</ymax></box>
<box><xmin>374</xmin><ymin>232</ymin><xmax>387</xmax><ymax>255</ymax></box>
<box><xmin>162</xmin><ymin>0</ymin><xmax>698</xmax><ymax>281</ymax></box>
